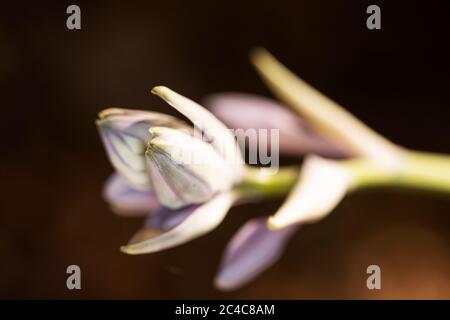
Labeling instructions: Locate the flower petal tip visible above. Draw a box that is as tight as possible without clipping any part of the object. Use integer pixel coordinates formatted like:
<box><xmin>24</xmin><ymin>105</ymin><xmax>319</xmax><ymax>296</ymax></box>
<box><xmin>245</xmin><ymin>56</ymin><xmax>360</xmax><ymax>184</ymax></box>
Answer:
<box><xmin>97</xmin><ymin>108</ymin><xmax>122</xmax><ymax>119</ymax></box>
<box><xmin>120</xmin><ymin>242</ymin><xmax>157</xmax><ymax>255</ymax></box>
<box><xmin>120</xmin><ymin>245</ymin><xmax>136</xmax><ymax>255</ymax></box>
<box><xmin>151</xmin><ymin>86</ymin><xmax>171</xmax><ymax>99</ymax></box>
<box><xmin>213</xmin><ymin>277</ymin><xmax>236</xmax><ymax>292</ymax></box>
<box><xmin>266</xmin><ymin>216</ymin><xmax>287</xmax><ymax>230</ymax></box>
<box><xmin>249</xmin><ymin>47</ymin><xmax>268</xmax><ymax>62</ymax></box>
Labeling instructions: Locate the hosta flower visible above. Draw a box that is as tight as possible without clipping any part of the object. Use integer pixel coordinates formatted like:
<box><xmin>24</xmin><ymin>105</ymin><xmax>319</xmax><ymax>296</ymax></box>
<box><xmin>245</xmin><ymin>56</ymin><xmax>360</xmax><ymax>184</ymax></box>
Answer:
<box><xmin>97</xmin><ymin>48</ymin><xmax>450</xmax><ymax>292</ymax></box>
<box><xmin>97</xmin><ymin>86</ymin><xmax>246</xmax><ymax>254</ymax></box>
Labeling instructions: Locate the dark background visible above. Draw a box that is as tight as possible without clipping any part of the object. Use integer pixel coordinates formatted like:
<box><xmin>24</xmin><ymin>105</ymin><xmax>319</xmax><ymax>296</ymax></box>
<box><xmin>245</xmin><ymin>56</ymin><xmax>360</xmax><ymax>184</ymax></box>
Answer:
<box><xmin>0</xmin><ymin>0</ymin><xmax>449</xmax><ymax>299</ymax></box>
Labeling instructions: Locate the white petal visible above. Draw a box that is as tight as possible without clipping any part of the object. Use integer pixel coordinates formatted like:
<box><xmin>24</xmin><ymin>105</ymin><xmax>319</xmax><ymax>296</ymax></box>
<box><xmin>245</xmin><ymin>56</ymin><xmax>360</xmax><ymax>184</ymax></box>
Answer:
<box><xmin>121</xmin><ymin>192</ymin><xmax>236</xmax><ymax>254</ymax></box>
<box><xmin>151</xmin><ymin>86</ymin><xmax>245</xmax><ymax>181</ymax></box>
<box><xmin>146</xmin><ymin>127</ymin><xmax>234</xmax><ymax>209</ymax></box>
<box><xmin>268</xmin><ymin>156</ymin><xmax>352</xmax><ymax>229</ymax></box>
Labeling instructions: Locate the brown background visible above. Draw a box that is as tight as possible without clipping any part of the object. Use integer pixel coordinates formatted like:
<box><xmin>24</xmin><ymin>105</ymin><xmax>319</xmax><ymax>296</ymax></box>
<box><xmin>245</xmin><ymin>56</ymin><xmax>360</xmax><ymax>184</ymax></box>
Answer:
<box><xmin>0</xmin><ymin>0</ymin><xmax>449</xmax><ymax>299</ymax></box>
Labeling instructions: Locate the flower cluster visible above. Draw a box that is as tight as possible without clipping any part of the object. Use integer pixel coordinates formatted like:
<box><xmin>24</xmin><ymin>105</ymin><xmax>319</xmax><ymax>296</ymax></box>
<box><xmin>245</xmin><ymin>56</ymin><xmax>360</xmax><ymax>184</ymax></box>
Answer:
<box><xmin>97</xmin><ymin>49</ymin><xmax>450</xmax><ymax>290</ymax></box>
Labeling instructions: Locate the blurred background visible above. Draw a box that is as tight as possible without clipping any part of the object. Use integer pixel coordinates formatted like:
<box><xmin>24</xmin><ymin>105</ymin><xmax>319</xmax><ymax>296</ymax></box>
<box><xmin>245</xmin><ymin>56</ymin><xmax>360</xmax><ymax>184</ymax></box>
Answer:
<box><xmin>0</xmin><ymin>0</ymin><xmax>449</xmax><ymax>299</ymax></box>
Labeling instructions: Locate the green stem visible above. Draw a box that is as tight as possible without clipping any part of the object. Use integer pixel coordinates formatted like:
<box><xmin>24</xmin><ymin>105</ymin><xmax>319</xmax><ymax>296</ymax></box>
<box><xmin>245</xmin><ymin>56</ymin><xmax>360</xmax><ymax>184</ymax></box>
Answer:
<box><xmin>346</xmin><ymin>151</ymin><xmax>450</xmax><ymax>194</ymax></box>
<box><xmin>235</xmin><ymin>166</ymin><xmax>300</xmax><ymax>200</ymax></box>
<box><xmin>234</xmin><ymin>150</ymin><xmax>450</xmax><ymax>205</ymax></box>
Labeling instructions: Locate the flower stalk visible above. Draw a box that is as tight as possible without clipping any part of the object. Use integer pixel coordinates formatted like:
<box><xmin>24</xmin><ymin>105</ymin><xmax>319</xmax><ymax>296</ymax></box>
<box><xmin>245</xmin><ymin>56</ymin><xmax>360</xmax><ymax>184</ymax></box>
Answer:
<box><xmin>236</xmin><ymin>166</ymin><xmax>300</xmax><ymax>199</ymax></box>
<box><xmin>346</xmin><ymin>151</ymin><xmax>450</xmax><ymax>193</ymax></box>
<box><xmin>237</xmin><ymin>152</ymin><xmax>450</xmax><ymax>201</ymax></box>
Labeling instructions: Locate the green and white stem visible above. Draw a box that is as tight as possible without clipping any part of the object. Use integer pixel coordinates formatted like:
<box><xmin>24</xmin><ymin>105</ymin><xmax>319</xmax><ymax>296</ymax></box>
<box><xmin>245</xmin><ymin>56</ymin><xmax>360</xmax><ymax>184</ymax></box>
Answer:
<box><xmin>243</xmin><ymin>151</ymin><xmax>450</xmax><ymax>197</ymax></box>
<box><xmin>234</xmin><ymin>150</ymin><xmax>450</xmax><ymax>230</ymax></box>
<box><xmin>347</xmin><ymin>151</ymin><xmax>450</xmax><ymax>193</ymax></box>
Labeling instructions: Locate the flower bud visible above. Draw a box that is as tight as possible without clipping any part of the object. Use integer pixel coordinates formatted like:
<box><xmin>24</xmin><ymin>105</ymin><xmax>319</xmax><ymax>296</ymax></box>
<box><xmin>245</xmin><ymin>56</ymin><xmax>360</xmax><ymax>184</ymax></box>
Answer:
<box><xmin>145</xmin><ymin>126</ymin><xmax>235</xmax><ymax>209</ymax></box>
<box><xmin>96</xmin><ymin>108</ymin><xmax>188</xmax><ymax>189</ymax></box>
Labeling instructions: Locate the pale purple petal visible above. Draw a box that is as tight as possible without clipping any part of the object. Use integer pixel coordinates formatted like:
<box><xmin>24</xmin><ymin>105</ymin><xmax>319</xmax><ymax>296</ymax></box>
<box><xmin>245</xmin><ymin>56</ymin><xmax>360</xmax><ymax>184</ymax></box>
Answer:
<box><xmin>96</xmin><ymin>108</ymin><xmax>191</xmax><ymax>189</ymax></box>
<box><xmin>121</xmin><ymin>192</ymin><xmax>236</xmax><ymax>254</ymax></box>
<box><xmin>145</xmin><ymin>205</ymin><xmax>194</xmax><ymax>231</ymax></box>
<box><xmin>214</xmin><ymin>217</ymin><xmax>299</xmax><ymax>291</ymax></box>
<box><xmin>103</xmin><ymin>174</ymin><xmax>160</xmax><ymax>216</ymax></box>
<box><xmin>98</xmin><ymin>108</ymin><xmax>190</xmax><ymax>142</ymax></box>
<box><xmin>204</xmin><ymin>93</ymin><xmax>350</xmax><ymax>157</ymax></box>
<box><xmin>126</xmin><ymin>206</ymin><xmax>193</xmax><ymax>244</ymax></box>
<box><xmin>98</xmin><ymin>126</ymin><xmax>150</xmax><ymax>188</ymax></box>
